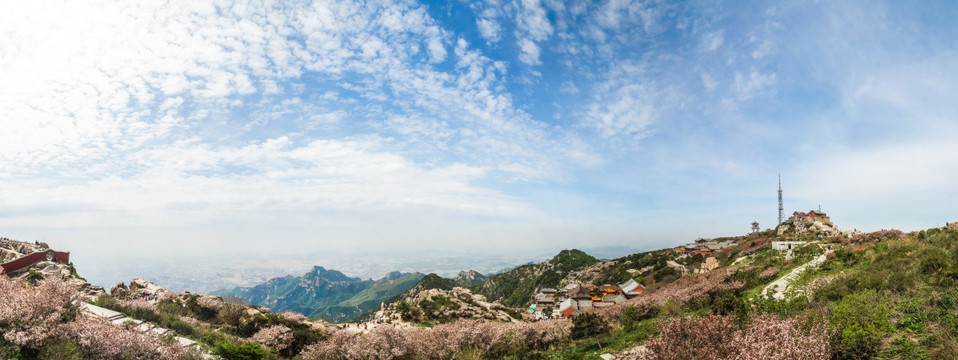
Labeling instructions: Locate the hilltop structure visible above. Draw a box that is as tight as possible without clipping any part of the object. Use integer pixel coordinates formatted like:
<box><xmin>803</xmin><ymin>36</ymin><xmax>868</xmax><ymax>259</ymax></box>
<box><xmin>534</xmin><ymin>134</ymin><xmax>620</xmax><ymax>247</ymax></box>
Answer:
<box><xmin>0</xmin><ymin>237</ymin><xmax>70</xmax><ymax>275</ymax></box>
<box><xmin>791</xmin><ymin>210</ymin><xmax>828</xmax><ymax>222</ymax></box>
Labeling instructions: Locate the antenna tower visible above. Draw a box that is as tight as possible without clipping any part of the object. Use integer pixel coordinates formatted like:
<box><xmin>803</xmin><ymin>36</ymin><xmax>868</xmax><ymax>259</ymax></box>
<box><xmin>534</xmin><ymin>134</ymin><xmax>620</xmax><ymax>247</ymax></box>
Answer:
<box><xmin>777</xmin><ymin>174</ymin><xmax>784</xmax><ymax>225</ymax></box>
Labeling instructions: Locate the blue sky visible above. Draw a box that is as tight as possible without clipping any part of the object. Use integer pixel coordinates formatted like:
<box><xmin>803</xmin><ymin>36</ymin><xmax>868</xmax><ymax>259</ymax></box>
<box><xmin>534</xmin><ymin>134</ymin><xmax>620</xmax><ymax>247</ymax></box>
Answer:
<box><xmin>2</xmin><ymin>1</ymin><xmax>958</xmax><ymax>271</ymax></box>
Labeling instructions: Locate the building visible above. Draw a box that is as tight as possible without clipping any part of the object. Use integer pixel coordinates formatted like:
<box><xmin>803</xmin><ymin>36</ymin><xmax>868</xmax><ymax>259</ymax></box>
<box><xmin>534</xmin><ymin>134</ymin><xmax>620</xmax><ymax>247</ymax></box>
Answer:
<box><xmin>792</xmin><ymin>210</ymin><xmax>828</xmax><ymax>221</ymax></box>
<box><xmin>534</xmin><ymin>293</ymin><xmax>555</xmax><ymax>308</ymax></box>
<box><xmin>618</xmin><ymin>279</ymin><xmax>645</xmax><ymax>299</ymax></box>
<box><xmin>567</xmin><ymin>285</ymin><xmax>592</xmax><ymax>300</ymax></box>
<box><xmin>771</xmin><ymin>241</ymin><xmax>807</xmax><ymax>251</ymax></box>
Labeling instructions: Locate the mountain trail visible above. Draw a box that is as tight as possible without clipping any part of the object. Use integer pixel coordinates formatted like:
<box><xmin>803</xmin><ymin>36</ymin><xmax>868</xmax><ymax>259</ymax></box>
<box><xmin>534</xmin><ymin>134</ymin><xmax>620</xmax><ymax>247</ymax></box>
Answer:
<box><xmin>762</xmin><ymin>251</ymin><xmax>831</xmax><ymax>300</ymax></box>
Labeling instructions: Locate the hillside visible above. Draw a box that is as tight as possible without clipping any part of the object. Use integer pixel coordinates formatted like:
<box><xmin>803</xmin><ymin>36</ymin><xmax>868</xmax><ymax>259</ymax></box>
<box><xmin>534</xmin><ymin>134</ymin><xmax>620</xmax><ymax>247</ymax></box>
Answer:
<box><xmin>10</xmin><ymin>220</ymin><xmax>958</xmax><ymax>359</ymax></box>
<box><xmin>402</xmin><ymin>270</ymin><xmax>488</xmax><ymax>297</ymax></box>
<box><xmin>220</xmin><ymin>266</ymin><xmax>424</xmax><ymax>322</ymax></box>
<box><xmin>475</xmin><ymin>249</ymin><xmax>598</xmax><ymax>307</ymax></box>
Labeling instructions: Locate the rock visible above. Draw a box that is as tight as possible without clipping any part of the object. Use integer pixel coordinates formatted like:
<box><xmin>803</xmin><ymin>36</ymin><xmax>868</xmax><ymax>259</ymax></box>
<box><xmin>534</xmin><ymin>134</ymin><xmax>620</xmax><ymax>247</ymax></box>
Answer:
<box><xmin>127</xmin><ymin>278</ymin><xmax>169</xmax><ymax>298</ymax></box>
<box><xmin>701</xmin><ymin>257</ymin><xmax>720</xmax><ymax>272</ymax></box>
<box><xmin>111</xmin><ymin>282</ymin><xmax>129</xmax><ymax>297</ymax></box>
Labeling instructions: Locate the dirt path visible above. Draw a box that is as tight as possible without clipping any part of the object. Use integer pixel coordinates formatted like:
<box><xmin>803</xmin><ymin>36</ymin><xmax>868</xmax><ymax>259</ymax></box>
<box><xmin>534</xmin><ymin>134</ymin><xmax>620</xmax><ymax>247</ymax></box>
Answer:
<box><xmin>762</xmin><ymin>251</ymin><xmax>831</xmax><ymax>300</ymax></box>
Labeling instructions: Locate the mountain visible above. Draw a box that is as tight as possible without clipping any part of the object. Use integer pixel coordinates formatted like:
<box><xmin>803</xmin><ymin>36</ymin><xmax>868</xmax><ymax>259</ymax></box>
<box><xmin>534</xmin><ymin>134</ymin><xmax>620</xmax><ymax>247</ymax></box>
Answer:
<box><xmin>219</xmin><ymin>266</ymin><xmax>424</xmax><ymax>322</ymax></box>
<box><xmin>454</xmin><ymin>270</ymin><xmax>487</xmax><ymax>288</ymax></box>
<box><xmin>474</xmin><ymin>249</ymin><xmax>598</xmax><ymax>307</ymax></box>
<box><xmin>401</xmin><ymin>270</ymin><xmax>488</xmax><ymax>299</ymax></box>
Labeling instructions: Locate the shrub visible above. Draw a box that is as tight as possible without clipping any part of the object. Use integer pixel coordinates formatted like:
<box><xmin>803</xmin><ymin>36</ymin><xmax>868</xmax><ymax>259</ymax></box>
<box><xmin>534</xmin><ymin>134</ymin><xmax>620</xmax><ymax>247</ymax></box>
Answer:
<box><xmin>218</xmin><ymin>304</ymin><xmax>246</xmax><ymax>327</ymax></box>
<box><xmin>36</xmin><ymin>337</ymin><xmax>81</xmax><ymax>360</ymax></box>
<box><xmin>829</xmin><ymin>290</ymin><xmax>889</xmax><ymax>360</ymax></box>
<box><xmin>212</xmin><ymin>340</ymin><xmax>270</xmax><ymax>360</ymax></box>
<box><xmin>919</xmin><ymin>247</ymin><xmax>949</xmax><ymax>276</ymax></box>
<box><xmin>570</xmin><ymin>312</ymin><xmax>610</xmax><ymax>338</ymax></box>
<box><xmin>619</xmin><ymin>306</ymin><xmax>643</xmax><ymax>331</ymax></box>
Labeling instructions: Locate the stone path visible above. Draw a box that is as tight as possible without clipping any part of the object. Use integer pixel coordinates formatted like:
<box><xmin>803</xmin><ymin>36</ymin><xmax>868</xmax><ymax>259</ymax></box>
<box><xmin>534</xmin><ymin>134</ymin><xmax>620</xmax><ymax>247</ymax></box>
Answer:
<box><xmin>762</xmin><ymin>251</ymin><xmax>831</xmax><ymax>300</ymax></box>
<box><xmin>79</xmin><ymin>302</ymin><xmax>200</xmax><ymax>348</ymax></box>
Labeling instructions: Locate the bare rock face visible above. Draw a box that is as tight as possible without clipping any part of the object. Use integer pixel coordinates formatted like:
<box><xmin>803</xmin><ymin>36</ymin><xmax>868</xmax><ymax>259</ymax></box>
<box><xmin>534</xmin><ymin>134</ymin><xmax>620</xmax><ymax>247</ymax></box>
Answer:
<box><xmin>77</xmin><ymin>281</ymin><xmax>107</xmax><ymax>301</ymax></box>
<box><xmin>111</xmin><ymin>282</ymin><xmax>129</xmax><ymax>297</ymax></box>
<box><xmin>702</xmin><ymin>257</ymin><xmax>720</xmax><ymax>272</ymax></box>
<box><xmin>119</xmin><ymin>277</ymin><xmax>173</xmax><ymax>300</ymax></box>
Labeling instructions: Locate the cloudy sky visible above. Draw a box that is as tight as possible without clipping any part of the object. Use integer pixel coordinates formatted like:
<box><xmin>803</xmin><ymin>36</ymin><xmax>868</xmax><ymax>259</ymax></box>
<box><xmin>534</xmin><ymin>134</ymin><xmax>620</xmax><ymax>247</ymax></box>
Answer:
<box><xmin>2</xmin><ymin>1</ymin><xmax>957</xmax><ymax>275</ymax></box>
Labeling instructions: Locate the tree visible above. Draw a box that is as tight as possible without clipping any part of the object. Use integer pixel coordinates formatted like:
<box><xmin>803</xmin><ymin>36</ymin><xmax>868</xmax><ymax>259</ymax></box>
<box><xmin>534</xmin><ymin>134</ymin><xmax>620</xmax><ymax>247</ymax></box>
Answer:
<box><xmin>570</xmin><ymin>312</ymin><xmax>610</xmax><ymax>338</ymax></box>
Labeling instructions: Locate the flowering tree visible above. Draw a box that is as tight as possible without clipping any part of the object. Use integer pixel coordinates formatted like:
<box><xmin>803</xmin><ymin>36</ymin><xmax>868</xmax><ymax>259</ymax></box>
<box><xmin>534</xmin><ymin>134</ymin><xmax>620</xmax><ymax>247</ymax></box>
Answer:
<box><xmin>253</xmin><ymin>325</ymin><xmax>295</xmax><ymax>353</ymax></box>
<box><xmin>300</xmin><ymin>319</ymin><xmax>571</xmax><ymax>360</ymax></box>
<box><xmin>58</xmin><ymin>316</ymin><xmax>185</xmax><ymax>359</ymax></box>
<box><xmin>596</xmin><ymin>268</ymin><xmax>744</xmax><ymax>323</ymax></box>
<box><xmin>0</xmin><ymin>275</ymin><xmax>78</xmax><ymax>347</ymax></box>
<box><xmin>281</xmin><ymin>311</ymin><xmax>309</xmax><ymax>324</ymax></box>
<box><xmin>636</xmin><ymin>315</ymin><xmax>829</xmax><ymax>360</ymax></box>
<box><xmin>119</xmin><ymin>298</ymin><xmax>157</xmax><ymax>312</ymax></box>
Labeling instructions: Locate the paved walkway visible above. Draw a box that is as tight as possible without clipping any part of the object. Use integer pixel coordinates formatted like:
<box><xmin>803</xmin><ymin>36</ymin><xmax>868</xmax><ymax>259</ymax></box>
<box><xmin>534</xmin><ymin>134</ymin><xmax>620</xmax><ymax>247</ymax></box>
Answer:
<box><xmin>79</xmin><ymin>302</ymin><xmax>199</xmax><ymax>348</ymax></box>
<box><xmin>762</xmin><ymin>251</ymin><xmax>831</xmax><ymax>300</ymax></box>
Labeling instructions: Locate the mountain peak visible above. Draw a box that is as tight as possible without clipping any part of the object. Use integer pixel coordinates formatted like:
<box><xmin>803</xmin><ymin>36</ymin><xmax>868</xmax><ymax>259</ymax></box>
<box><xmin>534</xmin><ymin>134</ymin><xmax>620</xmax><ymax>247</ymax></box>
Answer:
<box><xmin>305</xmin><ymin>266</ymin><xmax>355</xmax><ymax>283</ymax></box>
<box><xmin>550</xmin><ymin>249</ymin><xmax>597</xmax><ymax>265</ymax></box>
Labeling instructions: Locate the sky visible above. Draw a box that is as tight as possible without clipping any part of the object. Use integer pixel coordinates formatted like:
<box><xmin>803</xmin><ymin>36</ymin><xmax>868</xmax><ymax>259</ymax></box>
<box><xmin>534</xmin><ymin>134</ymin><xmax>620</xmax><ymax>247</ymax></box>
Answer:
<box><xmin>2</xmin><ymin>1</ymin><xmax>958</xmax><ymax>283</ymax></box>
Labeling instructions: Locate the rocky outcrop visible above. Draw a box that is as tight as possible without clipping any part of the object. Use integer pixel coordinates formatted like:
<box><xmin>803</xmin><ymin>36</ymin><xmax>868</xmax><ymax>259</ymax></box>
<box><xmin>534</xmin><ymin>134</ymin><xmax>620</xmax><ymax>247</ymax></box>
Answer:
<box><xmin>112</xmin><ymin>277</ymin><xmax>174</xmax><ymax>300</ymax></box>
<box><xmin>776</xmin><ymin>218</ymin><xmax>858</xmax><ymax>239</ymax></box>
<box><xmin>380</xmin><ymin>287</ymin><xmax>519</xmax><ymax>324</ymax></box>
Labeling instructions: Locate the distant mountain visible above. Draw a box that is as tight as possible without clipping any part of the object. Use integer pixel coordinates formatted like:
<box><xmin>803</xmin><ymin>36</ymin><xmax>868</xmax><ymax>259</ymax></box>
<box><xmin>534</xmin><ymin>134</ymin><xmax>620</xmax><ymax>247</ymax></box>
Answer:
<box><xmin>219</xmin><ymin>266</ymin><xmax>424</xmax><ymax>322</ymax></box>
<box><xmin>475</xmin><ymin>249</ymin><xmax>598</xmax><ymax>307</ymax></box>
<box><xmin>402</xmin><ymin>270</ymin><xmax>488</xmax><ymax>298</ymax></box>
<box><xmin>454</xmin><ymin>270</ymin><xmax>487</xmax><ymax>288</ymax></box>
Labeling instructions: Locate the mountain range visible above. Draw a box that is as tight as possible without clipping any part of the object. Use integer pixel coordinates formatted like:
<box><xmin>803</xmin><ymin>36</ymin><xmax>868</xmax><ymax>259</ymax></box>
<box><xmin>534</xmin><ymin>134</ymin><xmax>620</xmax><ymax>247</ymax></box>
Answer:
<box><xmin>218</xmin><ymin>266</ymin><xmax>424</xmax><ymax>322</ymax></box>
<box><xmin>221</xmin><ymin>248</ymin><xmax>615</xmax><ymax>322</ymax></box>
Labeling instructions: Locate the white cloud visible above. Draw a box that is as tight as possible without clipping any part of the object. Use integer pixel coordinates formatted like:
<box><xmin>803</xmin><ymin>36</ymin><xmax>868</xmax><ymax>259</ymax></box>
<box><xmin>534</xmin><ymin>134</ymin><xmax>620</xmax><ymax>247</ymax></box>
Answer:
<box><xmin>476</xmin><ymin>18</ymin><xmax>502</xmax><ymax>43</ymax></box>
<box><xmin>517</xmin><ymin>0</ymin><xmax>554</xmax><ymax>41</ymax></box>
<box><xmin>559</xmin><ymin>81</ymin><xmax>579</xmax><ymax>95</ymax></box>
<box><xmin>0</xmin><ymin>0</ymin><xmax>599</xmax><ymax>239</ymax></box>
<box><xmin>517</xmin><ymin>38</ymin><xmax>542</xmax><ymax>65</ymax></box>
<box><xmin>513</xmin><ymin>0</ymin><xmax>554</xmax><ymax>65</ymax></box>
<box><xmin>701</xmin><ymin>72</ymin><xmax>718</xmax><ymax>92</ymax></box>
<box><xmin>0</xmin><ymin>137</ymin><xmax>529</xmax><ymax>227</ymax></box>
<box><xmin>427</xmin><ymin>37</ymin><xmax>447</xmax><ymax>63</ymax></box>
<box><xmin>585</xmin><ymin>83</ymin><xmax>654</xmax><ymax>139</ymax></box>
<box><xmin>731</xmin><ymin>70</ymin><xmax>776</xmax><ymax>100</ymax></box>
<box><xmin>700</xmin><ymin>30</ymin><xmax>725</xmax><ymax>52</ymax></box>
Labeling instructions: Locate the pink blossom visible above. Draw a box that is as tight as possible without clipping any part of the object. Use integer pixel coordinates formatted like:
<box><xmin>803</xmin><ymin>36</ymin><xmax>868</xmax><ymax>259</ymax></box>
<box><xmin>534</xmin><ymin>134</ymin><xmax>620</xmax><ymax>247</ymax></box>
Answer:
<box><xmin>281</xmin><ymin>310</ymin><xmax>309</xmax><ymax>324</ymax></box>
<box><xmin>596</xmin><ymin>268</ymin><xmax>744</xmax><ymax>322</ymax></box>
<box><xmin>300</xmin><ymin>319</ymin><xmax>571</xmax><ymax>359</ymax></box>
<box><xmin>58</xmin><ymin>316</ymin><xmax>185</xmax><ymax>359</ymax></box>
<box><xmin>0</xmin><ymin>275</ymin><xmax>78</xmax><ymax>347</ymax></box>
<box><xmin>253</xmin><ymin>325</ymin><xmax>295</xmax><ymax>351</ymax></box>
<box><xmin>119</xmin><ymin>298</ymin><xmax>157</xmax><ymax>312</ymax></box>
<box><xmin>635</xmin><ymin>315</ymin><xmax>829</xmax><ymax>360</ymax></box>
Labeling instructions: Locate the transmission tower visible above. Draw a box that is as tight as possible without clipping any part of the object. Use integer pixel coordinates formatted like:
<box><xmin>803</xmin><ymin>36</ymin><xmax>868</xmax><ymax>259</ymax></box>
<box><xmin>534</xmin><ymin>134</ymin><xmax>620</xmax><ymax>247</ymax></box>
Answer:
<box><xmin>778</xmin><ymin>174</ymin><xmax>784</xmax><ymax>225</ymax></box>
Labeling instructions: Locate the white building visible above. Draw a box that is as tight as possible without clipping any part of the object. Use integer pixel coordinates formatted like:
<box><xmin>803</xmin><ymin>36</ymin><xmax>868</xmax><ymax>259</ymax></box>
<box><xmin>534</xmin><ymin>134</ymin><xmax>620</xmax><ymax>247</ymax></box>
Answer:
<box><xmin>771</xmin><ymin>241</ymin><xmax>807</xmax><ymax>251</ymax></box>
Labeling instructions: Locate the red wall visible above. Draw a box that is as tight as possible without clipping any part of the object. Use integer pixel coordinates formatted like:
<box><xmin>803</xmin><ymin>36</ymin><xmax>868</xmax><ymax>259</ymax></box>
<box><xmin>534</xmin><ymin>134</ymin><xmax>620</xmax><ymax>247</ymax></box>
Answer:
<box><xmin>0</xmin><ymin>250</ymin><xmax>70</xmax><ymax>274</ymax></box>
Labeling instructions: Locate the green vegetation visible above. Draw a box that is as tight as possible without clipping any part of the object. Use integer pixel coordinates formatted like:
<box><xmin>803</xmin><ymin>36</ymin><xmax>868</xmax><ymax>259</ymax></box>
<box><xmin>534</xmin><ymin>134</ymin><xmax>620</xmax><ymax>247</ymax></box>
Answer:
<box><xmin>475</xmin><ymin>249</ymin><xmax>598</xmax><ymax>307</ymax></box>
<box><xmin>220</xmin><ymin>267</ymin><xmax>424</xmax><ymax>322</ymax></box>
<box><xmin>528</xmin><ymin>226</ymin><xmax>958</xmax><ymax>359</ymax></box>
